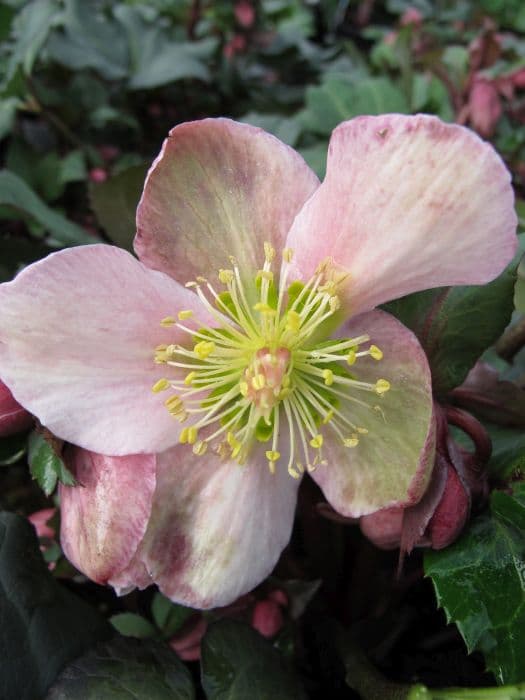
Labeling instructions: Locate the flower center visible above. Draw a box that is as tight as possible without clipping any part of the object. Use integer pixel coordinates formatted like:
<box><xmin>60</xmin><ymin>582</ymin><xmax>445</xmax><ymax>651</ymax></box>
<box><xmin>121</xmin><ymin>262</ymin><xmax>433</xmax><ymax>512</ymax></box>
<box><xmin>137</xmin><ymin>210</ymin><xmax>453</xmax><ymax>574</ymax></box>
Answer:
<box><xmin>152</xmin><ymin>243</ymin><xmax>391</xmax><ymax>478</ymax></box>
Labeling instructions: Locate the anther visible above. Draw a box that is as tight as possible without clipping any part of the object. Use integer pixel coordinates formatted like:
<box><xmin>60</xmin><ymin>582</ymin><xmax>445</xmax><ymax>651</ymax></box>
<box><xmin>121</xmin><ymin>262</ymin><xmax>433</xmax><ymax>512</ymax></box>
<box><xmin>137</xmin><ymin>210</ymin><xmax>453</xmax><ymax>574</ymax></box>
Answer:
<box><xmin>194</xmin><ymin>340</ymin><xmax>215</xmax><ymax>359</ymax></box>
<box><xmin>322</xmin><ymin>369</ymin><xmax>334</xmax><ymax>386</ymax></box>
<box><xmin>193</xmin><ymin>440</ymin><xmax>208</xmax><ymax>456</ymax></box>
<box><xmin>283</xmin><ymin>248</ymin><xmax>293</xmax><ymax>262</ymax></box>
<box><xmin>160</xmin><ymin>316</ymin><xmax>176</xmax><ymax>327</ymax></box>
<box><xmin>178</xmin><ymin>310</ymin><xmax>194</xmax><ymax>320</ymax></box>
<box><xmin>264</xmin><ymin>242</ymin><xmax>276</xmax><ymax>262</ymax></box>
<box><xmin>369</xmin><ymin>345</ymin><xmax>383</xmax><ymax>360</ymax></box>
<box><xmin>375</xmin><ymin>379</ymin><xmax>391</xmax><ymax>395</ymax></box>
<box><xmin>219</xmin><ymin>269</ymin><xmax>234</xmax><ymax>284</ymax></box>
<box><xmin>346</xmin><ymin>349</ymin><xmax>356</xmax><ymax>365</ymax></box>
<box><xmin>266</xmin><ymin>450</ymin><xmax>281</xmax><ymax>462</ymax></box>
<box><xmin>343</xmin><ymin>437</ymin><xmax>359</xmax><ymax>448</ymax></box>
<box><xmin>310</xmin><ymin>434</ymin><xmax>324</xmax><ymax>449</ymax></box>
<box><xmin>184</xmin><ymin>371</ymin><xmax>197</xmax><ymax>386</ymax></box>
<box><xmin>152</xmin><ymin>378</ymin><xmax>170</xmax><ymax>393</ymax></box>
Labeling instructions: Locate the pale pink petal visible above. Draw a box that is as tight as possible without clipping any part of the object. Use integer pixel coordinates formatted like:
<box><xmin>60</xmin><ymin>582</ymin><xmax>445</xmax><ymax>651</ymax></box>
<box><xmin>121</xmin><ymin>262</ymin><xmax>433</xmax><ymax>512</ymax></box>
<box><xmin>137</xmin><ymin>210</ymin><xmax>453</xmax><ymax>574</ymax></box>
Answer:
<box><xmin>286</xmin><ymin>114</ymin><xmax>517</xmax><ymax>315</ymax></box>
<box><xmin>135</xmin><ymin>118</ymin><xmax>319</xmax><ymax>283</ymax></box>
<box><xmin>310</xmin><ymin>310</ymin><xmax>435</xmax><ymax>517</ymax></box>
<box><xmin>60</xmin><ymin>447</ymin><xmax>156</xmax><ymax>582</ymax></box>
<box><xmin>0</xmin><ymin>245</ymin><xmax>212</xmax><ymax>455</ymax></box>
<box><xmin>110</xmin><ymin>444</ymin><xmax>300</xmax><ymax>609</ymax></box>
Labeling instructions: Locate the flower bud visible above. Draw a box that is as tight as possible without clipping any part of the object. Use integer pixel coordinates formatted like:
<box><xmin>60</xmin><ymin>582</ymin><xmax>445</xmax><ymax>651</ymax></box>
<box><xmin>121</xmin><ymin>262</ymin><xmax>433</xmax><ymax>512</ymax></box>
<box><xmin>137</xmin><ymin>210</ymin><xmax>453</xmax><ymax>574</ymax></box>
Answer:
<box><xmin>0</xmin><ymin>380</ymin><xmax>33</xmax><ymax>437</ymax></box>
<box><xmin>468</xmin><ymin>78</ymin><xmax>502</xmax><ymax>138</ymax></box>
<box><xmin>251</xmin><ymin>599</ymin><xmax>284</xmax><ymax>638</ymax></box>
<box><xmin>426</xmin><ymin>465</ymin><xmax>469</xmax><ymax>549</ymax></box>
<box><xmin>169</xmin><ymin>615</ymin><xmax>207</xmax><ymax>661</ymax></box>
<box><xmin>235</xmin><ymin>0</ymin><xmax>255</xmax><ymax>28</ymax></box>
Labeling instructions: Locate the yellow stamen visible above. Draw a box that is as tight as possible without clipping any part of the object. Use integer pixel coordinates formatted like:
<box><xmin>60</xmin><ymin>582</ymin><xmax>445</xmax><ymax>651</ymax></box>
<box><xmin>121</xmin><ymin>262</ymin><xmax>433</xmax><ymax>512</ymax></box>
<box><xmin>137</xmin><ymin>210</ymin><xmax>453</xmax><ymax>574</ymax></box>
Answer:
<box><xmin>266</xmin><ymin>450</ymin><xmax>280</xmax><ymax>462</ymax></box>
<box><xmin>283</xmin><ymin>248</ymin><xmax>293</xmax><ymax>262</ymax></box>
<box><xmin>322</xmin><ymin>410</ymin><xmax>334</xmax><ymax>424</ymax></box>
<box><xmin>375</xmin><ymin>379</ymin><xmax>391</xmax><ymax>395</ymax></box>
<box><xmin>178</xmin><ymin>309</ymin><xmax>193</xmax><ymax>320</ymax></box>
<box><xmin>369</xmin><ymin>345</ymin><xmax>383</xmax><ymax>360</ymax></box>
<box><xmin>346</xmin><ymin>349</ymin><xmax>356</xmax><ymax>365</ymax></box>
<box><xmin>286</xmin><ymin>310</ymin><xmax>301</xmax><ymax>333</ymax></box>
<box><xmin>310</xmin><ymin>434</ymin><xmax>323</xmax><ymax>449</ymax></box>
<box><xmin>264</xmin><ymin>241</ymin><xmax>276</xmax><ymax>262</ymax></box>
<box><xmin>193</xmin><ymin>440</ymin><xmax>208</xmax><ymax>455</ymax></box>
<box><xmin>252</xmin><ymin>374</ymin><xmax>266</xmax><ymax>390</ymax></box>
<box><xmin>152</xmin><ymin>378</ymin><xmax>170</xmax><ymax>393</ymax></box>
<box><xmin>184</xmin><ymin>371</ymin><xmax>197</xmax><ymax>386</ymax></box>
<box><xmin>194</xmin><ymin>340</ymin><xmax>215</xmax><ymax>359</ymax></box>
<box><xmin>343</xmin><ymin>437</ymin><xmax>359</xmax><ymax>447</ymax></box>
<box><xmin>253</xmin><ymin>302</ymin><xmax>276</xmax><ymax>316</ymax></box>
<box><xmin>322</xmin><ymin>369</ymin><xmax>334</xmax><ymax>386</ymax></box>
<box><xmin>160</xmin><ymin>316</ymin><xmax>176</xmax><ymax>327</ymax></box>
<box><xmin>219</xmin><ymin>269</ymin><xmax>234</xmax><ymax>284</ymax></box>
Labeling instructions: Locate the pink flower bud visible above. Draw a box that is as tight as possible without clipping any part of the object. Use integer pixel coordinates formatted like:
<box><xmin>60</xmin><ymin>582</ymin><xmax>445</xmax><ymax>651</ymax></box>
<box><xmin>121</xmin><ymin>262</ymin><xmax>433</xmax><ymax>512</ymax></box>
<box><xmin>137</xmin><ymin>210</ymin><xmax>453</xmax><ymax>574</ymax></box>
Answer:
<box><xmin>427</xmin><ymin>465</ymin><xmax>469</xmax><ymax>549</ymax></box>
<box><xmin>360</xmin><ymin>507</ymin><xmax>404</xmax><ymax>550</ymax></box>
<box><xmin>468</xmin><ymin>78</ymin><xmax>502</xmax><ymax>138</ymax></box>
<box><xmin>97</xmin><ymin>145</ymin><xmax>120</xmax><ymax>162</ymax></box>
<box><xmin>511</xmin><ymin>67</ymin><xmax>525</xmax><ymax>89</ymax></box>
<box><xmin>223</xmin><ymin>34</ymin><xmax>247</xmax><ymax>59</ymax></box>
<box><xmin>235</xmin><ymin>0</ymin><xmax>255</xmax><ymax>28</ymax></box>
<box><xmin>400</xmin><ymin>7</ymin><xmax>423</xmax><ymax>27</ymax></box>
<box><xmin>267</xmin><ymin>588</ymin><xmax>288</xmax><ymax>608</ymax></box>
<box><xmin>89</xmin><ymin>168</ymin><xmax>108</xmax><ymax>184</ymax></box>
<box><xmin>251</xmin><ymin>599</ymin><xmax>284</xmax><ymax>638</ymax></box>
<box><xmin>28</xmin><ymin>508</ymin><xmax>57</xmax><ymax>540</ymax></box>
<box><xmin>169</xmin><ymin>616</ymin><xmax>207</xmax><ymax>661</ymax></box>
<box><xmin>0</xmin><ymin>380</ymin><xmax>32</xmax><ymax>437</ymax></box>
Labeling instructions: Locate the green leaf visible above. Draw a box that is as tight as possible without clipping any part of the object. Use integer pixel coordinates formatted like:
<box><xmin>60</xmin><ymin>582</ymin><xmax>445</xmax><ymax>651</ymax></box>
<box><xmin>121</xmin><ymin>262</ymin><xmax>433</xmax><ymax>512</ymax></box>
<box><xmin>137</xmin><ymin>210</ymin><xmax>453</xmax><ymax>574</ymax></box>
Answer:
<box><xmin>28</xmin><ymin>431</ymin><xmax>75</xmax><ymax>496</ymax></box>
<box><xmin>201</xmin><ymin>620</ymin><xmax>306</xmax><ymax>699</ymax></box>
<box><xmin>486</xmin><ymin>424</ymin><xmax>525</xmax><ymax>479</ymax></box>
<box><xmin>384</xmin><ymin>263</ymin><xmax>517</xmax><ymax>396</ymax></box>
<box><xmin>0</xmin><ymin>169</ymin><xmax>96</xmax><ymax>246</ymax></box>
<box><xmin>110</xmin><ymin>613</ymin><xmax>157</xmax><ymax>639</ymax></box>
<box><xmin>46</xmin><ymin>0</ymin><xmax>128</xmax><ymax>80</ymax></box>
<box><xmin>151</xmin><ymin>592</ymin><xmax>194</xmax><ymax>637</ymax></box>
<box><xmin>514</xmin><ymin>254</ymin><xmax>525</xmax><ymax>312</ymax></box>
<box><xmin>0</xmin><ymin>431</ymin><xmax>27</xmax><ymax>466</ymax></box>
<box><xmin>301</xmin><ymin>77</ymin><xmax>408</xmax><ymax>137</ymax></box>
<box><xmin>241</xmin><ymin>112</ymin><xmax>301</xmax><ymax>147</ymax></box>
<box><xmin>4</xmin><ymin>0</ymin><xmax>61</xmax><ymax>84</ymax></box>
<box><xmin>425</xmin><ymin>484</ymin><xmax>525</xmax><ymax>684</ymax></box>
<box><xmin>114</xmin><ymin>5</ymin><xmax>213</xmax><ymax>89</ymax></box>
<box><xmin>0</xmin><ymin>97</ymin><xmax>20</xmax><ymax>141</ymax></box>
<box><xmin>47</xmin><ymin>636</ymin><xmax>195</xmax><ymax>699</ymax></box>
<box><xmin>0</xmin><ymin>511</ymin><xmax>112</xmax><ymax>700</ymax></box>
<box><xmin>89</xmin><ymin>163</ymin><xmax>148</xmax><ymax>250</ymax></box>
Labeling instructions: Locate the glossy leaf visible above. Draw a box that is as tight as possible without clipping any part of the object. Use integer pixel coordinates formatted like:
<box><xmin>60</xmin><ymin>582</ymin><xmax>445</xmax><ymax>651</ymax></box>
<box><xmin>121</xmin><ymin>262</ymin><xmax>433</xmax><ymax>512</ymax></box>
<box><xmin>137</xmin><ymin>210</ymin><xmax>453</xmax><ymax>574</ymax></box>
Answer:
<box><xmin>46</xmin><ymin>636</ymin><xmax>195</xmax><ymax>700</ymax></box>
<box><xmin>384</xmin><ymin>263</ymin><xmax>517</xmax><ymax>396</ymax></box>
<box><xmin>151</xmin><ymin>592</ymin><xmax>194</xmax><ymax>638</ymax></box>
<box><xmin>0</xmin><ymin>511</ymin><xmax>112</xmax><ymax>700</ymax></box>
<box><xmin>425</xmin><ymin>483</ymin><xmax>525</xmax><ymax>684</ymax></box>
<box><xmin>0</xmin><ymin>170</ymin><xmax>96</xmax><ymax>246</ymax></box>
<box><xmin>486</xmin><ymin>424</ymin><xmax>525</xmax><ymax>479</ymax></box>
<box><xmin>46</xmin><ymin>0</ymin><xmax>128</xmax><ymax>80</ymax></box>
<box><xmin>89</xmin><ymin>163</ymin><xmax>148</xmax><ymax>251</ymax></box>
<box><xmin>28</xmin><ymin>431</ymin><xmax>75</xmax><ymax>496</ymax></box>
<box><xmin>300</xmin><ymin>76</ymin><xmax>409</xmax><ymax>136</ymax></box>
<box><xmin>201</xmin><ymin>620</ymin><xmax>306</xmax><ymax>699</ymax></box>
<box><xmin>110</xmin><ymin>613</ymin><xmax>157</xmax><ymax>639</ymax></box>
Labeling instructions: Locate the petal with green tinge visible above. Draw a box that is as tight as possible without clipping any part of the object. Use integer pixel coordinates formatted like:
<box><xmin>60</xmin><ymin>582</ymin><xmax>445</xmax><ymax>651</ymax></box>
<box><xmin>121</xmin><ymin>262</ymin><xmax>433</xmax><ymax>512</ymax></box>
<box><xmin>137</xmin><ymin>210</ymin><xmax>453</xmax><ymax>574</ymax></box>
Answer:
<box><xmin>311</xmin><ymin>309</ymin><xmax>435</xmax><ymax>517</ymax></box>
<box><xmin>60</xmin><ymin>448</ymin><xmax>156</xmax><ymax>583</ymax></box>
<box><xmin>135</xmin><ymin>118</ymin><xmax>319</xmax><ymax>284</ymax></box>
<box><xmin>110</xmin><ymin>442</ymin><xmax>299</xmax><ymax>609</ymax></box>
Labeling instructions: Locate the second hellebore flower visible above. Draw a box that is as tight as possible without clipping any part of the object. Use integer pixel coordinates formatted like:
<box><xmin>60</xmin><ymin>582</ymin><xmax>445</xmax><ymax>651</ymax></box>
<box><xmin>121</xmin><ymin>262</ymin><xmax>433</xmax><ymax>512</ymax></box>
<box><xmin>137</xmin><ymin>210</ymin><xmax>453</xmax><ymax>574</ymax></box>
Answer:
<box><xmin>0</xmin><ymin>115</ymin><xmax>517</xmax><ymax>607</ymax></box>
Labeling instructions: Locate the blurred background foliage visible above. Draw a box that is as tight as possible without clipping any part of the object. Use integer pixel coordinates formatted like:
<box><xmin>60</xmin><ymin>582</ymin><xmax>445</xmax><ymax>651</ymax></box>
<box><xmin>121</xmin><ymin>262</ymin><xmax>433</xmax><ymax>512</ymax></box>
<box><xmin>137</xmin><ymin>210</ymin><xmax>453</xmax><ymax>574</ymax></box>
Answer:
<box><xmin>2</xmin><ymin>2</ymin><xmax>525</xmax><ymax>699</ymax></box>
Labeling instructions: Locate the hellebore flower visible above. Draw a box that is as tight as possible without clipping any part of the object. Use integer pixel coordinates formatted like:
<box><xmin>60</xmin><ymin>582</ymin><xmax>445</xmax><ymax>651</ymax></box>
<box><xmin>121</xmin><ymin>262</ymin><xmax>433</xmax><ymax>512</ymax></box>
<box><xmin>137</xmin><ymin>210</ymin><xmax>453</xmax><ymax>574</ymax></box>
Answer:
<box><xmin>0</xmin><ymin>115</ymin><xmax>517</xmax><ymax>608</ymax></box>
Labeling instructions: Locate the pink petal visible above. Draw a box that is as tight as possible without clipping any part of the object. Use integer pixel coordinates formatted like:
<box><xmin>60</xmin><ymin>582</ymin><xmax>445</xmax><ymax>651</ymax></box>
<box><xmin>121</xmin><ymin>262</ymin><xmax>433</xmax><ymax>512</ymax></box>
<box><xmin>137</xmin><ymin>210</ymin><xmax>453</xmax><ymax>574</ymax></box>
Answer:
<box><xmin>60</xmin><ymin>447</ymin><xmax>156</xmax><ymax>583</ymax></box>
<box><xmin>135</xmin><ymin>118</ymin><xmax>319</xmax><ymax>283</ymax></box>
<box><xmin>310</xmin><ymin>310</ymin><xmax>435</xmax><ymax>517</ymax></box>
<box><xmin>286</xmin><ymin>114</ymin><xmax>517</xmax><ymax>315</ymax></box>
<box><xmin>110</xmin><ymin>444</ymin><xmax>300</xmax><ymax>609</ymax></box>
<box><xmin>0</xmin><ymin>380</ymin><xmax>33</xmax><ymax>437</ymax></box>
<box><xmin>0</xmin><ymin>245</ymin><xmax>212</xmax><ymax>455</ymax></box>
